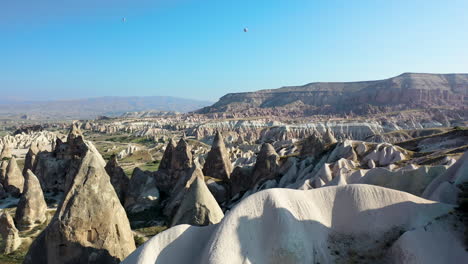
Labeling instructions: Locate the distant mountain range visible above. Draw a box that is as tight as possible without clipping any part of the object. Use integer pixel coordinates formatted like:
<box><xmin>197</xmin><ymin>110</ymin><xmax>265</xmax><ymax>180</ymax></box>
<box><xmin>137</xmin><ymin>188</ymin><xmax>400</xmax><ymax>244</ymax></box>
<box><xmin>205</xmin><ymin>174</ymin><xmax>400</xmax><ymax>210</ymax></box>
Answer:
<box><xmin>0</xmin><ymin>96</ymin><xmax>212</xmax><ymax>120</ymax></box>
<box><xmin>198</xmin><ymin>73</ymin><xmax>468</xmax><ymax>116</ymax></box>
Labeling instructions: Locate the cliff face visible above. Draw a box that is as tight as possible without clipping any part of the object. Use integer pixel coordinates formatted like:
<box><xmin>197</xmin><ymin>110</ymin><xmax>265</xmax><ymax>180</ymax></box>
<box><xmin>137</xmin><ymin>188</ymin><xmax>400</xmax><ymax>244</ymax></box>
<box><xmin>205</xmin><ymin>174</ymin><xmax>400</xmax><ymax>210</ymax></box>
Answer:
<box><xmin>198</xmin><ymin>73</ymin><xmax>468</xmax><ymax>116</ymax></box>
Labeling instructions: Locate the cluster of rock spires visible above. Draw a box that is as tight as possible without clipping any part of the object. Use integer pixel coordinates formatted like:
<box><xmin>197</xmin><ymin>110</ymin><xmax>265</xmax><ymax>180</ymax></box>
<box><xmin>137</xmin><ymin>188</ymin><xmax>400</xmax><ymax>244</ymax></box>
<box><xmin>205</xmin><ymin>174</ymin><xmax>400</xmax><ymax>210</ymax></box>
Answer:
<box><xmin>0</xmin><ymin>140</ymin><xmax>50</xmax><ymax>256</ymax></box>
<box><xmin>5</xmin><ymin>124</ymin><xmax>137</xmax><ymax>264</ymax></box>
<box><xmin>122</xmin><ymin>132</ymin><xmax>468</xmax><ymax>263</ymax></box>
<box><xmin>102</xmin><ymin>131</ymin><xmax>227</xmax><ymax>228</ymax></box>
<box><xmin>0</xmin><ymin>119</ymin><xmax>466</xmax><ymax>263</ymax></box>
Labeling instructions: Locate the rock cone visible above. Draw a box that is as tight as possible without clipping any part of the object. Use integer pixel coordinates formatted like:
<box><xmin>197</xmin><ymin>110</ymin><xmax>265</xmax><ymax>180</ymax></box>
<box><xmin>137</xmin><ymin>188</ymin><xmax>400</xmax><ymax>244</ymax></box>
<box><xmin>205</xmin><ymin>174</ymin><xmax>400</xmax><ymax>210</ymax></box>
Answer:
<box><xmin>251</xmin><ymin>143</ymin><xmax>280</xmax><ymax>185</ymax></box>
<box><xmin>23</xmin><ymin>142</ymin><xmax>41</xmax><ymax>174</ymax></box>
<box><xmin>24</xmin><ymin>144</ymin><xmax>135</xmax><ymax>264</ymax></box>
<box><xmin>15</xmin><ymin>170</ymin><xmax>48</xmax><ymax>231</ymax></box>
<box><xmin>105</xmin><ymin>155</ymin><xmax>129</xmax><ymax>202</ymax></box>
<box><xmin>164</xmin><ymin>165</ymin><xmax>205</xmax><ymax>218</ymax></box>
<box><xmin>0</xmin><ymin>160</ymin><xmax>7</xmax><ymax>184</ymax></box>
<box><xmin>171</xmin><ymin>174</ymin><xmax>224</xmax><ymax>226</ymax></box>
<box><xmin>0</xmin><ymin>211</ymin><xmax>21</xmax><ymax>254</ymax></box>
<box><xmin>203</xmin><ymin>131</ymin><xmax>233</xmax><ymax>180</ymax></box>
<box><xmin>159</xmin><ymin>139</ymin><xmax>176</xmax><ymax>170</ymax></box>
<box><xmin>124</xmin><ymin>168</ymin><xmax>160</xmax><ymax>213</ymax></box>
<box><xmin>4</xmin><ymin>157</ymin><xmax>24</xmax><ymax>196</ymax></box>
<box><xmin>300</xmin><ymin>132</ymin><xmax>327</xmax><ymax>157</ymax></box>
<box><xmin>0</xmin><ymin>144</ymin><xmax>12</xmax><ymax>160</ymax></box>
<box><xmin>171</xmin><ymin>138</ymin><xmax>192</xmax><ymax>171</ymax></box>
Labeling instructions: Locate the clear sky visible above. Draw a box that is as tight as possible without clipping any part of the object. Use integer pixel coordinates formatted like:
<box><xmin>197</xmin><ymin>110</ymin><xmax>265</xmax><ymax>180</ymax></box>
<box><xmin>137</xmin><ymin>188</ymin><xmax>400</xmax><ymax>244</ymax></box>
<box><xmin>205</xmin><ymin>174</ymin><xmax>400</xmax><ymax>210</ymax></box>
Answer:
<box><xmin>1</xmin><ymin>0</ymin><xmax>467</xmax><ymax>102</ymax></box>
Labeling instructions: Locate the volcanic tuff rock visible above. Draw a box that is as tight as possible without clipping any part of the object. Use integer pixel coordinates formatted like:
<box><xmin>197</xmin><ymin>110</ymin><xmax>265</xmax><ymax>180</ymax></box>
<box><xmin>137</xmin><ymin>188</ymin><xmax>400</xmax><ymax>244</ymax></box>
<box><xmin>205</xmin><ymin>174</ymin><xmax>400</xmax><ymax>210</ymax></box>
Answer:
<box><xmin>171</xmin><ymin>138</ymin><xmax>193</xmax><ymax>171</ymax></box>
<box><xmin>122</xmin><ymin>185</ymin><xmax>464</xmax><ymax>264</ymax></box>
<box><xmin>124</xmin><ymin>168</ymin><xmax>160</xmax><ymax>213</ymax></box>
<box><xmin>0</xmin><ymin>144</ymin><xmax>12</xmax><ymax>160</ymax></box>
<box><xmin>14</xmin><ymin>170</ymin><xmax>48</xmax><ymax>231</ymax></box>
<box><xmin>171</xmin><ymin>175</ymin><xmax>224</xmax><ymax>226</ymax></box>
<box><xmin>0</xmin><ymin>184</ymin><xmax>6</xmax><ymax>199</ymax></box>
<box><xmin>159</xmin><ymin>139</ymin><xmax>176</xmax><ymax>170</ymax></box>
<box><xmin>0</xmin><ymin>211</ymin><xmax>21</xmax><ymax>254</ymax></box>
<box><xmin>0</xmin><ymin>160</ymin><xmax>7</xmax><ymax>184</ymax></box>
<box><xmin>4</xmin><ymin>157</ymin><xmax>24</xmax><ymax>196</ymax></box>
<box><xmin>0</xmin><ymin>131</ymin><xmax>56</xmax><ymax>151</ymax></box>
<box><xmin>300</xmin><ymin>130</ymin><xmax>336</xmax><ymax>157</ymax></box>
<box><xmin>33</xmin><ymin>124</ymin><xmax>91</xmax><ymax>192</ymax></box>
<box><xmin>23</xmin><ymin>142</ymin><xmax>41</xmax><ymax>174</ymax></box>
<box><xmin>197</xmin><ymin>73</ymin><xmax>468</xmax><ymax>116</ymax></box>
<box><xmin>202</xmin><ymin>131</ymin><xmax>233</xmax><ymax>180</ymax></box>
<box><xmin>229</xmin><ymin>166</ymin><xmax>254</xmax><ymax>197</ymax></box>
<box><xmin>164</xmin><ymin>165</ymin><xmax>205</xmax><ymax>218</ymax></box>
<box><xmin>423</xmin><ymin>151</ymin><xmax>468</xmax><ymax>204</ymax></box>
<box><xmin>105</xmin><ymin>155</ymin><xmax>130</xmax><ymax>202</ymax></box>
<box><xmin>251</xmin><ymin>143</ymin><xmax>280</xmax><ymax>185</ymax></box>
<box><xmin>24</xmin><ymin>145</ymin><xmax>136</xmax><ymax>264</ymax></box>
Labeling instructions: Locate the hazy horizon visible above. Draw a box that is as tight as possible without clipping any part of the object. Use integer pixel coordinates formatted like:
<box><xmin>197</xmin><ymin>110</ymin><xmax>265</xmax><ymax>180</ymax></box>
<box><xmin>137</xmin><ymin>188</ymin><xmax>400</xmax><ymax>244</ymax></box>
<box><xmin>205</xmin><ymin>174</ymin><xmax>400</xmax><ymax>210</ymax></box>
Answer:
<box><xmin>1</xmin><ymin>0</ymin><xmax>468</xmax><ymax>102</ymax></box>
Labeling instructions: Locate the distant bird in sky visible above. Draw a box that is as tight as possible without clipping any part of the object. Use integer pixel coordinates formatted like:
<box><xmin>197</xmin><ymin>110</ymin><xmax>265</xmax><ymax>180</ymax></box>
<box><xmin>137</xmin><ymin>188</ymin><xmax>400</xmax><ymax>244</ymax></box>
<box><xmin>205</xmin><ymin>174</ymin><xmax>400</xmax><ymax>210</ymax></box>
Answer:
<box><xmin>122</xmin><ymin>17</ymin><xmax>127</xmax><ymax>23</ymax></box>
<box><xmin>243</xmin><ymin>27</ymin><xmax>248</xmax><ymax>32</ymax></box>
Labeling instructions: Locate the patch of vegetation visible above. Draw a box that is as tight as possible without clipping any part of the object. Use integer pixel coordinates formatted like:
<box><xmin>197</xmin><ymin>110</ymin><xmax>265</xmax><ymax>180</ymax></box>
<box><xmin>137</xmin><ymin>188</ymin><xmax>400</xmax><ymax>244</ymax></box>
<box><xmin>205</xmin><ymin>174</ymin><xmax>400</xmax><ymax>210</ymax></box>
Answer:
<box><xmin>105</xmin><ymin>136</ymin><xmax>155</xmax><ymax>146</ymax></box>
<box><xmin>120</xmin><ymin>150</ymin><xmax>153</xmax><ymax>163</ymax></box>
<box><xmin>127</xmin><ymin>205</ymin><xmax>167</xmax><ymax>229</ymax></box>
<box><xmin>0</xmin><ymin>243</ymin><xmax>29</xmax><ymax>264</ymax></box>
<box><xmin>134</xmin><ymin>235</ymin><xmax>146</xmax><ymax>247</ymax></box>
<box><xmin>135</xmin><ymin>225</ymin><xmax>168</xmax><ymax>238</ymax></box>
<box><xmin>139</xmin><ymin>160</ymin><xmax>160</xmax><ymax>172</ymax></box>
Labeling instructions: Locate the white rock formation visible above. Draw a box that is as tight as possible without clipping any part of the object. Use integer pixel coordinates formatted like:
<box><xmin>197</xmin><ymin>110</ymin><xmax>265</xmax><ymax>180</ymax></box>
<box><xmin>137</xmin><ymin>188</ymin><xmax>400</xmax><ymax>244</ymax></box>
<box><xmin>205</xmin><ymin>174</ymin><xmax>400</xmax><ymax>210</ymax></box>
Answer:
<box><xmin>423</xmin><ymin>151</ymin><xmax>468</xmax><ymax>203</ymax></box>
<box><xmin>0</xmin><ymin>211</ymin><xmax>21</xmax><ymax>254</ymax></box>
<box><xmin>23</xmin><ymin>140</ymin><xmax>136</xmax><ymax>264</ymax></box>
<box><xmin>4</xmin><ymin>157</ymin><xmax>24</xmax><ymax>196</ymax></box>
<box><xmin>171</xmin><ymin>175</ymin><xmax>224</xmax><ymax>226</ymax></box>
<box><xmin>14</xmin><ymin>170</ymin><xmax>48</xmax><ymax>231</ymax></box>
<box><xmin>122</xmin><ymin>185</ymin><xmax>465</xmax><ymax>264</ymax></box>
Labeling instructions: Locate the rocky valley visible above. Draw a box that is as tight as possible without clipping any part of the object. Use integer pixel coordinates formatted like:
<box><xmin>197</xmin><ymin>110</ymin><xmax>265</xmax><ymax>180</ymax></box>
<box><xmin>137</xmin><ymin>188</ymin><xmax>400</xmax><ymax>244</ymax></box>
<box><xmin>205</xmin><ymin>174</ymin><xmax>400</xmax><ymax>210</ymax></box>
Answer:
<box><xmin>0</xmin><ymin>73</ymin><xmax>467</xmax><ymax>264</ymax></box>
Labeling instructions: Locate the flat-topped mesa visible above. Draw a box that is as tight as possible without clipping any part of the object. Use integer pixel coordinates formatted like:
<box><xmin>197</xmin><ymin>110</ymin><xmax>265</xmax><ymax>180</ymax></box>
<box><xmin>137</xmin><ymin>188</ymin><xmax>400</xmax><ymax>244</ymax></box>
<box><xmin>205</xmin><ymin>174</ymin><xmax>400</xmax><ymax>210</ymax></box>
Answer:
<box><xmin>0</xmin><ymin>144</ymin><xmax>12</xmax><ymax>160</ymax></box>
<box><xmin>15</xmin><ymin>170</ymin><xmax>48</xmax><ymax>231</ymax></box>
<box><xmin>24</xmin><ymin>145</ymin><xmax>135</xmax><ymax>264</ymax></box>
<box><xmin>197</xmin><ymin>73</ymin><xmax>468</xmax><ymax>117</ymax></box>
<box><xmin>203</xmin><ymin>131</ymin><xmax>233</xmax><ymax>180</ymax></box>
<box><xmin>4</xmin><ymin>157</ymin><xmax>24</xmax><ymax>197</ymax></box>
<box><xmin>105</xmin><ymin>155</ymin><xmax>129</xmax><ymax>202</ymax></box>
<box><xmin>171</xmin><ymin>138</ymin><xmax>193</xmax><ymax>171</ymax></box>
<box><xmin>171</xmin><ymin>174</ymin><xmax>224</xmax><ymax>227</ymax></box>
<box><xmin>251</xmin><ymin>143</ymin><xmax>280</xmax><ymax>185</ymax></box>
<box><xmin>0</xmin><ymin>211</ymin><xmax>21</xmax><ymax>254</ymax></box>
<box><xmin>159</xmin><ymin>139</ymin><xmax>176</xmax><ymax>170</ymax></box>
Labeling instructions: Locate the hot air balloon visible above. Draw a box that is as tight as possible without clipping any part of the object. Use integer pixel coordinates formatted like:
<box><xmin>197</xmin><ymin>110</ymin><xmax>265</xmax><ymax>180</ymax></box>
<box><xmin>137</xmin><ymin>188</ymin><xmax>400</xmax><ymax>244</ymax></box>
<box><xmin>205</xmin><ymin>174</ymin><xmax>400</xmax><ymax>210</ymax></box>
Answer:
<box><xmin>243</xmin><ymin>27</ymin><xmax>248</xmax><ymax>32</ymax></box>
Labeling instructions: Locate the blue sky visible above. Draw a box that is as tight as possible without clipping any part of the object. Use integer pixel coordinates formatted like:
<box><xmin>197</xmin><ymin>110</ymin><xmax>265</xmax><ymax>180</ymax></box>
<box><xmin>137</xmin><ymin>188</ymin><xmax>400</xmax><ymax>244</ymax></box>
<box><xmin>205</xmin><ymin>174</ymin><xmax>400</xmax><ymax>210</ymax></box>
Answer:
<box><xmin>1</xmin><ymin>0</ymin><xmax>467</xmax><ymax>102</ymax></box>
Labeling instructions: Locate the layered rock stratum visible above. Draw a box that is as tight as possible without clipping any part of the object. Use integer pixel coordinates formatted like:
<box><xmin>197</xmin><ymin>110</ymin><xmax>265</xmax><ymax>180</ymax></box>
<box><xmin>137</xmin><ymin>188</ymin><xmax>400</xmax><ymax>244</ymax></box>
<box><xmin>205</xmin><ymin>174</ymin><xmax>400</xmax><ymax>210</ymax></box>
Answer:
<box><xmin>198</xmin><ymin>73</ymin><xmax>468</xmax><ymax>116</ymax></box>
